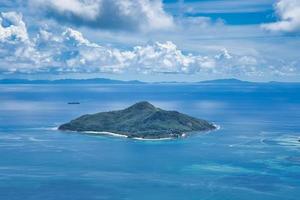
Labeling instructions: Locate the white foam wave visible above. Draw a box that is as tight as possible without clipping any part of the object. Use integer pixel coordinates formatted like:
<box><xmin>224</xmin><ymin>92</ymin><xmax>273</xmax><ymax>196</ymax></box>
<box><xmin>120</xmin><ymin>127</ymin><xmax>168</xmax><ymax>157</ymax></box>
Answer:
<box><xmin>0</xmin><ymin>135</ymin><xmax>22</xmax><ymax>140</ymax></box>
<box><xmin>132</xmin><ymin>137</ymin><xmax>173</xmax><ymax>141</ymax></box>
<box><xmin>28</xmin><ymin>137</ymin><xmax>49</xmax><ymax>142</ymax></box>
<box><xmin>212</xmin><ymin>123</ymin><xmax>221</xmax><ymax>130</ymax></box>
<box><xmin>28</xmin><ymin>126</ymin><xmax>58</xmax><ymax>131</ymax></box>
<box><xmin>83</xmin><ymin>131</ymin><xmax>128</xmax><ymax>138</ymax></box>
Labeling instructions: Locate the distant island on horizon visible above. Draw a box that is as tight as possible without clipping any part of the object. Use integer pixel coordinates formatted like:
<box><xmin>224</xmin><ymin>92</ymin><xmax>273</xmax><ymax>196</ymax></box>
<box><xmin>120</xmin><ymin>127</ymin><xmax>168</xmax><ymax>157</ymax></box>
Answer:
<box><xmin>1</xmin><ymin>78</ymin><xmax>299</xmax><ymax>85</ymax></box>
<box><xmin>58</xmin><ymin>101</ymin><xmax>216</xmax><ymax>139</ymax></box>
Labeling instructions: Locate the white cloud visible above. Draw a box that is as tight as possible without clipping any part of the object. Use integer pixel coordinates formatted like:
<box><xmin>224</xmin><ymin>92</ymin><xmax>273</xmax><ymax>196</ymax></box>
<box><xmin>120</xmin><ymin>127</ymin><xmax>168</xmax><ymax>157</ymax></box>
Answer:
<box><xmin>0</xmin><ymin>12</ymin><xmax>29</xmax><ymax>42</ymax></box>
<box><xmin>131</xmin><ymin>41</ymin><xmax>195</xmax><ymax>74</ymax></box>
<box><xmin>31</xmin><ymin>0</ymin><xmax>174</xmax><ymax>32</ymax></box>
<box><xmin>38</xmin><ymin>0</ymin><xmax>100</xmax><ymax>21</ymax></box>
<box><xmin>0</xmin><ymin>13</ymin><xmax>298</xmax><ymax>78</ymax></box>
<box><xmin>262</xmin><ymin>0</ymin><xmax>300</xmax><ymax>33</ymax></box>
<box><xmin>62</xmin><ymin>28</ymin><xmax>98</xmax><ymax>47</ymax></box>
<box><xmin>0</xmin><ymin>12</ymin><xmax>50</xmax><ymax>73</ymax></box>
<box><xmin>215</xmin><ymin>48</ymin><xmax>232</xmax><ymax>60</ymax></box>
<box><xmin>238</xmin><ymin>56</ymin><xmax>257</xmax><ymax>66</ymax></box>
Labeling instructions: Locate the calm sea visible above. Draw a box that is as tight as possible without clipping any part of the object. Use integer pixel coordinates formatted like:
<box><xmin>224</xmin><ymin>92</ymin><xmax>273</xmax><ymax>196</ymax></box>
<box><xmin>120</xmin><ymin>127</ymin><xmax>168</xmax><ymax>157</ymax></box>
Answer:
<box><xmin>0</xmin><ymin>83</ymin><xmax>300</xmax><ymax>200</ymax></box>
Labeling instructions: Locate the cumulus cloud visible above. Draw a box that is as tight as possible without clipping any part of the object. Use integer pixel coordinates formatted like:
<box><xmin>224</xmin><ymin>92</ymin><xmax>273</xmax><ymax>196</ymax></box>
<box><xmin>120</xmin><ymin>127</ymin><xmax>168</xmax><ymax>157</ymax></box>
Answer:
<box><xmin>0</xmin><ymin>11</ymin><xmax>298</xmax><ymax>78</ymax></box>
<box><xmin>0</xmin><ymin>12</ymin><xmax>29</xmax><ymax>42</ymax></box>
<box><xmin>31</xmin><ymin>0</ymin><xmax>174</xmax><ymax>32</ymax></box>
<box><xmin>262</xmin><ymin>0</ymin><xmax>300</xmax><ymax>33</ymax></box>
<box><xmin>131</xmin><ymin>41</ymin><xmax>195</xmax><ymax>74</ymax></box>
<box><xmin>62</xmin><ymin>28</ymin><xmax>98</xmax><ymax>47</ymax></box>
<box><xmin>0</xmin><ymin>12</ymin><xmax>48</xmax><ymax>73</ymax></box>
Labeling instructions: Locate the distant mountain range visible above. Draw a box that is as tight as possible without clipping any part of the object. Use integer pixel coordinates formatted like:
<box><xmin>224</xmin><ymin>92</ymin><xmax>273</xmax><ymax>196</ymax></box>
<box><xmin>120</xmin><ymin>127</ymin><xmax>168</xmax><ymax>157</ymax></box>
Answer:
<box><xmin>198</xmin><ymin>78</ymin><xmax>252</xmax><ymax>84</ymax></box>
<box><xmin>0</xmin><ymin>78</ymin><xmax>298</xmax><ymax>85</ymax></box>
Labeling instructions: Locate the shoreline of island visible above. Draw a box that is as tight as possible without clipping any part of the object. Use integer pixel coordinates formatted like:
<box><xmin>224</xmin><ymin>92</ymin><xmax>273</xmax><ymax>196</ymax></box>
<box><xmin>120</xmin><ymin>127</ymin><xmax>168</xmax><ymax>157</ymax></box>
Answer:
<box><xmin>82</xmin><ymin>130</ymin><xmax>174</xmax><ymax>140</ymax></box>
<box><xmin>57</xmin><ymin>124</ymin><xmax>219</xmax><ymax>141</ymax></box>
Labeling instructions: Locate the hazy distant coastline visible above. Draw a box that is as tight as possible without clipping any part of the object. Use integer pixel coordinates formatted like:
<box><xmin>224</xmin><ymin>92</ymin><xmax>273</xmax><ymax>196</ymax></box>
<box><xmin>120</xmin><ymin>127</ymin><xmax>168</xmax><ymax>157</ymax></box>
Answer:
<box><xmin>1</xmin><ymin>78</ymin><xmax>299</xmax><ymax>85</ymax></box>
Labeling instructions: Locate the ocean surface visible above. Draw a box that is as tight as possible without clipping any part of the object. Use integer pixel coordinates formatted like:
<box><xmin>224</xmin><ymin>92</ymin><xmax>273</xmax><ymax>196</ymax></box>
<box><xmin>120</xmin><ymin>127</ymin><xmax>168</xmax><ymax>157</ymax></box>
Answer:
<box><xmin>0</xmin><ymin>83</ymin><xmax>300</xmax><ymax>200</ymax></box>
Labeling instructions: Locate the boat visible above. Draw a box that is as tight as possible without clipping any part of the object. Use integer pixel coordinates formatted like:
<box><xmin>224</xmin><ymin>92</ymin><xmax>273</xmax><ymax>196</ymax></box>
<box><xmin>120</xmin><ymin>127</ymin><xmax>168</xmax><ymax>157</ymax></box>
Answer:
<box><xmin>67</xmin><ymin>102</ymin><xmax>80</xmax><ymax>105</ymax></box>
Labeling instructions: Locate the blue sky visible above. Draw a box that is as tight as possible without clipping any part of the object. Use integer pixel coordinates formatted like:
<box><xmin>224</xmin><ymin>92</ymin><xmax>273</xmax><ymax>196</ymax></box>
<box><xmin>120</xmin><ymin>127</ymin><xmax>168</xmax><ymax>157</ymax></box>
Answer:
<box><xmin>0</xmin><ymin>0</ymin><xmax>300</xmax><ymax>82</ymax></box>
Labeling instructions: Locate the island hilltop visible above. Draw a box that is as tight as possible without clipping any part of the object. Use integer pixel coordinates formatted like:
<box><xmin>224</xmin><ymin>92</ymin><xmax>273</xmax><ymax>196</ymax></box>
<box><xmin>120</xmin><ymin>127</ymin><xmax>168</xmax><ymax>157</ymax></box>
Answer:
<box><xmin>59</xmin><ymin>101</ymin><xmax>216</xmax><ymax>139</ymax></box>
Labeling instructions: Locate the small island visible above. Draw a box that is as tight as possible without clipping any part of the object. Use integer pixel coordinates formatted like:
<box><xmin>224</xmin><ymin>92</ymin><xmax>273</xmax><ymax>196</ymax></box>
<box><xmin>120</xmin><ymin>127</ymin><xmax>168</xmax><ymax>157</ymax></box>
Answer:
<box><xmin>59</xmin><ymin>101</ymin><xmax>216</xmax><ymax>139</ymax></box>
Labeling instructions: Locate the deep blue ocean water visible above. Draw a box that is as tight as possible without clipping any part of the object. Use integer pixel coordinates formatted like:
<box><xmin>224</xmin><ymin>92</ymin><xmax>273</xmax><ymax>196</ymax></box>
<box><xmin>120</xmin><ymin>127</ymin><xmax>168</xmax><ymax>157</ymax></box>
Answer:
<box><xmin>0</xmin><ymin>83</ymin><xmax>300</xmax><ymax>200</ymax></box>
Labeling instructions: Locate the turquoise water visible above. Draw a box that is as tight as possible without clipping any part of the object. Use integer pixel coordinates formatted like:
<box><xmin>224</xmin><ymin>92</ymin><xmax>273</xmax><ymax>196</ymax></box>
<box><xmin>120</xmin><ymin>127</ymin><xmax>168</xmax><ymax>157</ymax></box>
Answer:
<box><xmin>0</xmin><ymin>83</ymin><xmax>300</xmax><ymax>200</ymax></box>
